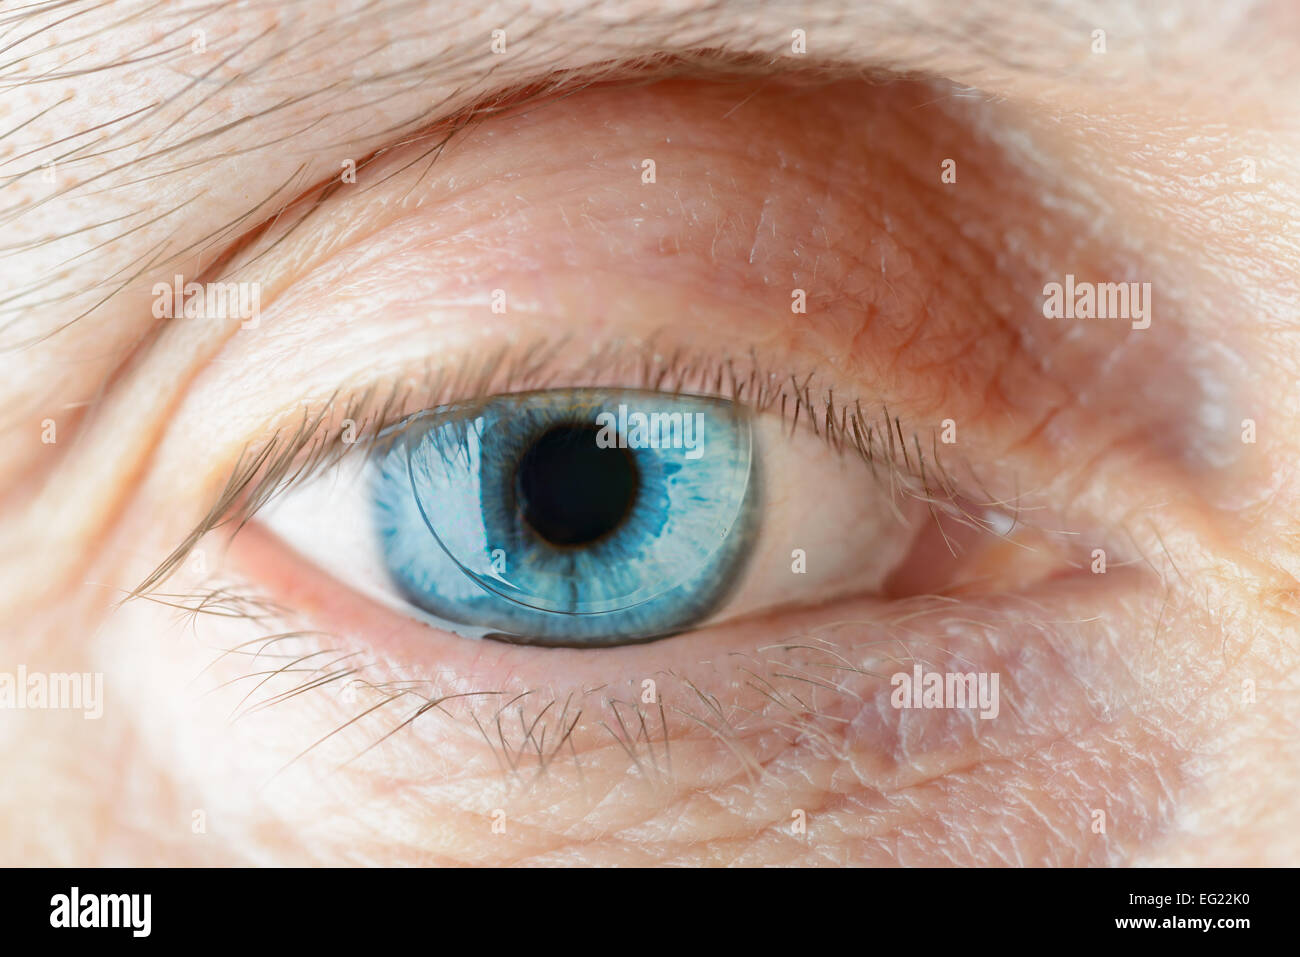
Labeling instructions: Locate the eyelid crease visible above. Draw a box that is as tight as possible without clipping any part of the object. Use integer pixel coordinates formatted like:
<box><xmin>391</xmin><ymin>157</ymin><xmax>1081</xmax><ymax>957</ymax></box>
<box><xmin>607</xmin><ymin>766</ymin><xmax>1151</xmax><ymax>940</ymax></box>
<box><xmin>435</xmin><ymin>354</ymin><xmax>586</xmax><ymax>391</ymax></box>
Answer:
<box><xmin>129</xmin><ymin>335</ymin><xmax>1012</xmax><ymax>604</ymax></box>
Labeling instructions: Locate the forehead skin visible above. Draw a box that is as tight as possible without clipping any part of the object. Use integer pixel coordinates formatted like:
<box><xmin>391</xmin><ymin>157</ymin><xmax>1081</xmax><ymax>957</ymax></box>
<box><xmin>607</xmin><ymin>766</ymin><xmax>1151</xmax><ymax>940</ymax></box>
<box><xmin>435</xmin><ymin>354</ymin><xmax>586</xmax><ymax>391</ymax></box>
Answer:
<box><xmin>1</xmin><ymin>0</ymin><xmax>1299</xmax><ymax>866</ymax></box>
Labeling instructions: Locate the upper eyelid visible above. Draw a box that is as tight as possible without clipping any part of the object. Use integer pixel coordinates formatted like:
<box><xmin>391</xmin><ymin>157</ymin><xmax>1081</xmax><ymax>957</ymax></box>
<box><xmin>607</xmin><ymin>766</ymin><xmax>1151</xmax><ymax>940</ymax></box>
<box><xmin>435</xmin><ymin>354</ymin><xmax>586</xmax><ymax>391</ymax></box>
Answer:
<box><xmin>131</xmin><ymin>337</ymin><xmax>988</xmax><ymax>601</ymax></box>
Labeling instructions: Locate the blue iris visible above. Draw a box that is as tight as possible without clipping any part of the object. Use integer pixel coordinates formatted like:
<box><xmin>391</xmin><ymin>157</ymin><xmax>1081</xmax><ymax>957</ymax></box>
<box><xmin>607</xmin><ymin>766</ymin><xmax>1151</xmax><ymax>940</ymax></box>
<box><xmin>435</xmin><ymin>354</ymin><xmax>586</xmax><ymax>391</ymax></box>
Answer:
<box><xmin>369</xmin><ymin>389</ymin><xmax>758</xmax><ymax>646</ymax></box>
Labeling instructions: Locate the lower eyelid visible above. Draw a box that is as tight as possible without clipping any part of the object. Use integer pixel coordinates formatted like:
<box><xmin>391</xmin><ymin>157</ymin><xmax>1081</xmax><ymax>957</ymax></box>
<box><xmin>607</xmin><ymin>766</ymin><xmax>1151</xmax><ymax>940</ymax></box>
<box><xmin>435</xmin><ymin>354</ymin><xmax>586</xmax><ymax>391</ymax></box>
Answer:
<box><xmin>150</xmin><ymin>526</ymin><xmax>1177</xmax><ymax>868</ymax></box>
<box><xmin>219</xmin><ymin>516</ymin><xmax>1157</xmax><ymax>769</ymax></box>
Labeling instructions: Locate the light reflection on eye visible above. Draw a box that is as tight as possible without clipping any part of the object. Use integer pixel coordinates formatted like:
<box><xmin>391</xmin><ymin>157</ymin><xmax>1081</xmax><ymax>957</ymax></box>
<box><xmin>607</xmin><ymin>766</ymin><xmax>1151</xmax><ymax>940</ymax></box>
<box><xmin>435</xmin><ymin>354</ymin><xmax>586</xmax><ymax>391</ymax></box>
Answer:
<box><xmin>374</xmin><ymin>388</ymin><xmax>757</xmax><ymax>646</ymax></box>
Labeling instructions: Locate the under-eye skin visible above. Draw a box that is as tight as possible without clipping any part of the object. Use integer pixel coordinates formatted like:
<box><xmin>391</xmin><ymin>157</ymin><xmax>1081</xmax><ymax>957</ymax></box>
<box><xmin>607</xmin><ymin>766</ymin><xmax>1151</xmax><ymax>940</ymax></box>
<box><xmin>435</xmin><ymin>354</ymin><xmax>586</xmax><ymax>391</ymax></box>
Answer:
<box><xmin>373</xmin><ymin>388</ymin><xmax>757</xmax><ymax>646</ymax></box>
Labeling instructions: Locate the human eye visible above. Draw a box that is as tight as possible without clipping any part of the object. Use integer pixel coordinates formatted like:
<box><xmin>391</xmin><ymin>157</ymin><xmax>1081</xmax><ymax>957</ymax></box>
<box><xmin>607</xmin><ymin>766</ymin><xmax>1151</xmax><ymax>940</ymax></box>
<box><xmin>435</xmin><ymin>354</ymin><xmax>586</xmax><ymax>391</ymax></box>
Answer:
<box><xmin>253</xmin><ymin>382</ymin><xmax>946</xmax><ymax>648</ymax></box>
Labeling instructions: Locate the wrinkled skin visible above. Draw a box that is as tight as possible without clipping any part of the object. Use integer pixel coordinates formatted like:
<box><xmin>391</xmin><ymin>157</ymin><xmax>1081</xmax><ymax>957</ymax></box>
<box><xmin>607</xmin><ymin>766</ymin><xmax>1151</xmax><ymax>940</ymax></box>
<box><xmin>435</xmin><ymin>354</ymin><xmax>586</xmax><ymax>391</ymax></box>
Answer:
<box><xmin>1</xmin><ymin>0</ymin><xmax>1298</xmax><ymax>866</ymax></box>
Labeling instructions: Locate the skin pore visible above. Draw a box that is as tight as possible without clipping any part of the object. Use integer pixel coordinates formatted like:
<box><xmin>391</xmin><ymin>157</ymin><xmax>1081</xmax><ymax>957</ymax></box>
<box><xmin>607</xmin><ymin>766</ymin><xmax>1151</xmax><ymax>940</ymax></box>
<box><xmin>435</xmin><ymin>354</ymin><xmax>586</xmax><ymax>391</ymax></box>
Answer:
<box><xmin>1</xmin><ymin>0</ymin><xmax>1299</xmax><ymax>865</ymax></box>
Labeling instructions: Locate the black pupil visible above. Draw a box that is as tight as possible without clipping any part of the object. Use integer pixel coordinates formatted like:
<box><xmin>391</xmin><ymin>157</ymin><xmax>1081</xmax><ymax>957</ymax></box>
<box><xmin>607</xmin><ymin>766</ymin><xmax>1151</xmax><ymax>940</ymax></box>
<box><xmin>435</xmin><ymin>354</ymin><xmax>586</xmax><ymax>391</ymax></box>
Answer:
<box><xmin>516</xmin><ymin>424</ymin><xmax>639</xmax><ymax>547</ymax></box>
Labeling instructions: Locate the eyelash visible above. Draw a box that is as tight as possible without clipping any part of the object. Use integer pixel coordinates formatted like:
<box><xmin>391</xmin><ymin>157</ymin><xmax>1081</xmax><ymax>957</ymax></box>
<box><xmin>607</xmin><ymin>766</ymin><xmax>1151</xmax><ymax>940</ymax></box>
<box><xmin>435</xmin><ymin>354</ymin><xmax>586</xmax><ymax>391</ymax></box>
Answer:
<box><xmin>130</xmin><ymin>337</ymin><xmax>994</xmax><ymax>607</ymax></box>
